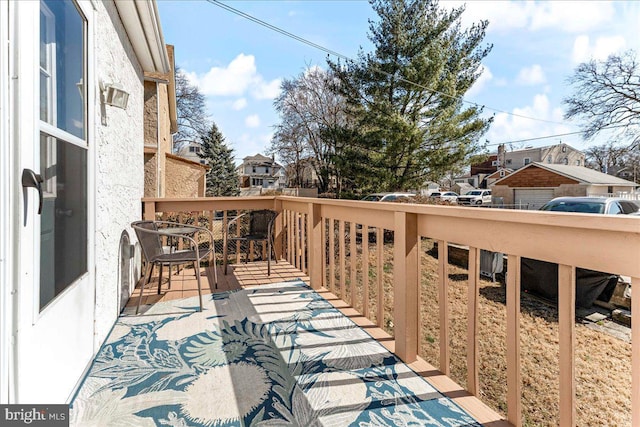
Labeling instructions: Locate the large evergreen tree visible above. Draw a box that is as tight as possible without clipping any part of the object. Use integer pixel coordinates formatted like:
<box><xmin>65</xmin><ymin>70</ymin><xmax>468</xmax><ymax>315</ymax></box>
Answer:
<box><xmin>198</xmin><ymin>123</ymin><xmax>240</xmax><ymax>196</ymax></box>
<box><xmin>329</xmin><ymin>0</ymin><xmax>492</xmax><ymax>192</ymax></box>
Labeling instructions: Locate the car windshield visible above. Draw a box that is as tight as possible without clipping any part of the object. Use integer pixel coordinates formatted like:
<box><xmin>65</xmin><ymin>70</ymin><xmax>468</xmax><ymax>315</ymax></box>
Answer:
<box><xmin>467</xmin><ymin>191</ymin><xmax>482</xmax><ymax>196</ymax></box>
<box><xmin>362</xmin><ymin>195</ymin><xmax>382</xmax><ymax>201</ymax></box>
<box><xmin>540</xmin><ymin>201</ymin><xmax>605</xmax><ymax>214</ymax></box>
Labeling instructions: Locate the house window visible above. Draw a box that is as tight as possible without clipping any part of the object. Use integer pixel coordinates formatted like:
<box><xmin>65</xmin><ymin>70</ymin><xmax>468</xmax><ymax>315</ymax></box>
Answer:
<box><xmin>547</xmin><ymin>156</ymin><xmax>552</xmax><ymax>163</ymax></box>
<box><xmin>189</xmin><ymin>146</ymin><xmax>200</xmax><ymax>153</ymax></box>
<box><xmin>252</xmin><ymin>166</ymin><xmax>256</xmax><ymax>173</ymax></box>
<box><xmin>576</xmin><ymin>160</ymin><xmax>581</xmax><ymax>166</ymax></box>
<box><xmin>523</xmin><ymin>158</ymin><xmax>531</xmax><ymax>165</ymax></box>
<box><xmin>506</xmin><ymin>159</ymin><xmax>512</xmax><ymax>165</ymax></box>
<box><xmin>563</xmin><ymin>158</ymin><xmax>568</xmax><ymax>165</ymax></box>
<box><xmin>562</xmin><ymin>145</ymin><xmax>567</xmax><ymax>153</ymax></box>
<box><xmin>39</xmin><ymin>0</ymin><xmax>88</xmax><ymax>309</ymax></box>
<box><xmin>266</xmin><ymin>167</ymin><xmax>270</xmax><ymax>174</ymax></box>
<box><xmin>499</xmin><ymin>170</ymin><xmax>506</xmax><ymax>177</ymax></box>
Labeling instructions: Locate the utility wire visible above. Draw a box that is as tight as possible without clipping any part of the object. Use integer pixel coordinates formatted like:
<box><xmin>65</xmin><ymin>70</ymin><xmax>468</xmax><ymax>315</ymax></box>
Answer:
<box><xmin>485</xmin><ymin>124</ymin><xmax>628</xmax><ymax>147</ymax></box>
<box><xmin>207</xmin><ymin>0</ymin><xmax>573</xmax><ymax>127</ymax></box>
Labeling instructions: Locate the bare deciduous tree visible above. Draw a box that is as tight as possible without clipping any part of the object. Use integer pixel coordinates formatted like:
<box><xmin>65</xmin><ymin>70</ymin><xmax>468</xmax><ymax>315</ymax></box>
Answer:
<box><xmin>564</xmin><ymin>51</ymin><xmax>640</xmax><ymax>147</ymax></box>
<box><xmin>174</xmin><ymin>67</ymin><xmax>210</xmax><ymax>151</ymax></box>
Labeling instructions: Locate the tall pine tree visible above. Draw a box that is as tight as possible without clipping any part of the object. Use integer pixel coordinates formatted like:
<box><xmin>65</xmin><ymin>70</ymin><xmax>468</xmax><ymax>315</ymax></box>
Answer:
<box><xmin>198</xmin><ymin>123</ymin><xmax>240</xmax><ymax>196</ymax></box>
<box><xmin>329</xmin><ymin>0</ymin><xmax>492</xmax><ymax>192</ymax></box>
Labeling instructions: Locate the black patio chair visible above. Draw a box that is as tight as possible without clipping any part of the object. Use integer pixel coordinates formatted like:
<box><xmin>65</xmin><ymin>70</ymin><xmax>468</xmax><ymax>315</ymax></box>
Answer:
<box><xmin>223</xmin><ymin>209</ymin><xmax>278</xmax><ymax>276</ymax></box>
<box><xmin>131</xmin><ymin>220</ymin><xmax>218</xmax><ymax>314</ymax></box>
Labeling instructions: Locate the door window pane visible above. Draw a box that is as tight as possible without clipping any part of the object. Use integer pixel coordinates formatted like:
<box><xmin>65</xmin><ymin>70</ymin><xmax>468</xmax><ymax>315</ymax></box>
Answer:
<box><xmin>40</xmin><ymin>133</ymin><xmax>88</xmax><ymax>309</ymax></box>
<box><xmin>40</xmin><ymin>0</ymin><xmax>85</xmax><ymax>139</ymax></box>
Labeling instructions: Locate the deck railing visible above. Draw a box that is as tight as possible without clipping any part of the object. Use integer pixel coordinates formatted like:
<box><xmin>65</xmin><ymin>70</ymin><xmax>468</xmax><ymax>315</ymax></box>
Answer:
<box><xmin>142</xmin><ymin>196</ymin><xmax>640</xmax><ymax>427</ymax></box>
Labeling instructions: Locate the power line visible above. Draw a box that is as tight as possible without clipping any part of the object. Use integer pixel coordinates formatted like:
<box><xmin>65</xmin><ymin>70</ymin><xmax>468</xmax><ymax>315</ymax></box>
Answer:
<box><xmin>485</xmin><ymin>124</ymin><xmax>628</xmax><ymax>147</ymax></box>
<box><xmin>206</xmin><ymin>0</ymin><xmax>572</xmax><ymax>127</ymax></box>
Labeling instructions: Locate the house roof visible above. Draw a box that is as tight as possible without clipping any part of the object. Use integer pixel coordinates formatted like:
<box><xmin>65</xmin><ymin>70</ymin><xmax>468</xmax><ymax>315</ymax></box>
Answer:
<box><xmin>243</xmin><ymin>153</ymin><xmax>273</xmax><ymax>162</ymax></box>
<box><xmin>493</xmin><ymin>162</ymin><xmax>638</xmax><ymax>186</ymax></box>
<box><xmin>113</xmin><ymin>1</ymin><xmax>170</xmax><ymax>74</ymax></box>
<box><xmin>166</xmin><ymin>153</ymin><xmax>210</xmax><ymax>170</ymax></box>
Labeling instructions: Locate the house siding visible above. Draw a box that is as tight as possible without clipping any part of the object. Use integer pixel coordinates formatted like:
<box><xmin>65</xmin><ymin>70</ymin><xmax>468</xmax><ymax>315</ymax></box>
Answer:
<box><xmin>93</xmin><ymin>0</ymin><xmax>145</xmax><ymax>349</ymax></box>
<box><xmin>165</xmin><ymin>157</ymin><xmax>207</xmax><ymax>197</ymax></box>
<box><xmin>496</xmin><ymin>165</ymin><xmax>579</xmax><ymax>187</ymax></box>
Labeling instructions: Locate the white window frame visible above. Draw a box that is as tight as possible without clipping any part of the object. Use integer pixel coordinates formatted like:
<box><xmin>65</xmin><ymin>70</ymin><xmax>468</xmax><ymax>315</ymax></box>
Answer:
<box><xmin>523</xmin><ymin>157</ymin><xmax>531</xmax><ymax>165</ymax></box>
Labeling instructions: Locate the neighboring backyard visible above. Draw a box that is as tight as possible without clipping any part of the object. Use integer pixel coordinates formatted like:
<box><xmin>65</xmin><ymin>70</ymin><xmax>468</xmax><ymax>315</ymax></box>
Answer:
<box><xmin>327</xmin><ymin>235</ymin><xmax>631</xmax><ymax>427</ymax></box>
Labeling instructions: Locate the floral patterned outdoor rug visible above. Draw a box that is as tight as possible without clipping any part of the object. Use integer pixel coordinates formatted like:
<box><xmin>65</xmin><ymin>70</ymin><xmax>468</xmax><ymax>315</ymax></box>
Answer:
<box><xmin>71</xmin><ymin>280</ymin><xmax>480</xmax><ymax>426</ymax></box>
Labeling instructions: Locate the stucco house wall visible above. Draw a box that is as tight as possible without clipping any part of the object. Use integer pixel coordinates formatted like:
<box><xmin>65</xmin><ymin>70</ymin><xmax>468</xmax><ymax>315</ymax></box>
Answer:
<box><xmin>165</xmin><ymin>154</ymin><xmax>208</xmax><ymax>197</ymax></box>
<box><xmin>94</xmin><ymin>0</ymin><xmax>146</xmax><ymax>347</ymax></box>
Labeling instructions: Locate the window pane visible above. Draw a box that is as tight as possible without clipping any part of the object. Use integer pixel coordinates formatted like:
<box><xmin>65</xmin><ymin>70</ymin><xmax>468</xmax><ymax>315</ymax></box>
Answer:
<box><xmin>40</xmin><ymin>0</ymin><xmax>85</xmax><ymax>139</ymax></box>
<box><xmin>40</xmin><ymin>133</ymin><xmax>88</xmax><ymax>309</ymax></box>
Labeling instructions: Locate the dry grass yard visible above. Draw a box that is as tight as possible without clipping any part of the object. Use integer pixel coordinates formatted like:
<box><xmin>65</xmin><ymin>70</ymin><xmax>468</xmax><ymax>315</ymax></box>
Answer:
<box><xmin>328</xmin><ymin>235</ymin><xmax>632</xmax><ymax>427</ymax></box>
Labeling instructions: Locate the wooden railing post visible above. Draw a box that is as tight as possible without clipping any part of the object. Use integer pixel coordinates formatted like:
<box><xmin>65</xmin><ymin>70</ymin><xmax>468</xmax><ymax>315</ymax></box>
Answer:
<box><xmin>393</xmin><ymin>211</ymin><xmax>419</xmax><ymax>363</ymax></box>
<box><xmin>558</xmin><ymin>264</ymin><xmax>576</xmax><ymax>427</ymax></box>
<box><xmin>308</xmin><ymin>202</ymin><xmax>322</xmax><ymax>290</ymax></box>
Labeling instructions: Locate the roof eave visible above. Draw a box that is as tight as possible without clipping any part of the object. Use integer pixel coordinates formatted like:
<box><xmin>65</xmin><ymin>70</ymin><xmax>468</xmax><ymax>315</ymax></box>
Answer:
<box><xmin>114</xmin><ymin>0</ymin><xmax>171</xmax><ymax>74</ymax></box>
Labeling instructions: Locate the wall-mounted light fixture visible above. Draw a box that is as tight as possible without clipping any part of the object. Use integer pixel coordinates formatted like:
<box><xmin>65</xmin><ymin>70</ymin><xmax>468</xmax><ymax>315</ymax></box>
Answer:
<box><xmin>101</xmin><ymin>82</ymin><xmax>129</xmax><ymax>109</ymax></box>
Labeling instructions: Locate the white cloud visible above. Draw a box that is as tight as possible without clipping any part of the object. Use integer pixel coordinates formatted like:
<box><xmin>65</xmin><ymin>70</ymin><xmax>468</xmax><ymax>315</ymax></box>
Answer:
<box><xmin>251</xmin><ymin>78</ymin><xmax>282</xmax><ymax>100</ymax></box>
<box><xmin>451</xmin><ymin>1</ymin><xmax>615</xmax><ymax>34</ymax></box>
<box><xmin>245</xmin><ymin>114</ymin><xmax>261</xmax><ymax>128</ymax></box>
<box><xmin>232</xmin><ymin>98</ymin><xmax>247</xmax><ymax>111</ymax></box>
<box><xmin>484</xmin><ymin>94</ymin><xmax>572</xmax><ymax>148</ymax></box>
<box><xmin>571</xmin><ymin>35</ymin><xmax>627</xmax><ymax>64</ymax></box>
<box><xmin>186</xmin><ymin>54</ymin><xmax>282</xmax><ymax>101</ymax></box>
<box><xmin>516</xmin><ymin>64</ymin><xmax>546</xmax><ymax>86</ymax></box>
<box><xmin>466</xmin><ymin>65</ymin><xmax>493</xmax><ymax>98</ymax></box>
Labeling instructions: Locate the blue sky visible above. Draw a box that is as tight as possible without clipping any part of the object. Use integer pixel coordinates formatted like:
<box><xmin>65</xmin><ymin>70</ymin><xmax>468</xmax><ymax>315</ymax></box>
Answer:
<box><xmin>157</xmin><ymin>1</ymin><xmax>640</xmax><ymax>164</ymax></box>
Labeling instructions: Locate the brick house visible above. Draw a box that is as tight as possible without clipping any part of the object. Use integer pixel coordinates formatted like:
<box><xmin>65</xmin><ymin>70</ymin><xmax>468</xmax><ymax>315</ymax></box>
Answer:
<box><xmin>491</xmin><ymin>162</ymin><xmax>639</xmax><ymax>209</ymax></box>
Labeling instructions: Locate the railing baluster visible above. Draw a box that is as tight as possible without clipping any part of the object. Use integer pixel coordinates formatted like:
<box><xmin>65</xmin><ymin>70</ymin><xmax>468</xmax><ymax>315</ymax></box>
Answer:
<box><xmin>329</xmin><ymin>219</ymin><xmax>336</xmax><ymax>293</ymax></box>
<box><xmin>377</xmin><ymin>228</ymin><xmax>384</xmax><ymax>328</ymax></box>
<box><xmin>339</xmin><ymin>220</ymin><xmax>346</xmax><ymax>298</ymax></box>
<box><xmin>437</xmin><ymin>240</ymin><xmax>450</xmax><ymax>375</ymax></box>
<box><xmin>321</xmin><ymin>217</ymin><xmax>327</xmax><ymax>288</ymax></box>
<box><xmin>507</xmin><ymin>254</ymin><xmax>522</xmax><ymax>427</ymax></box>
<box><xmin>558</xmin><ymin>264</ymin><xmax>576</xmax><ymax>427</ymax></box>
<box><xmin>350</xmin><ymin>222</ymin><xmax>357</xmax><ymax>309</ymax></box>
<box><xmin>467</xmin><ymin>246</ymin><xmax>480</xmax><ymax>396</ymax></box>
<box><xmin>302</xmin><ymin>213</ymin><xmax>307</xmax><ymax>274</ymax></box>
<box><xmin>362</xmin><ymin>224</ymin><xmax>370</xmax><ymax>319</ymax></box>
<box><xmin>394</xmin><ymin>212</ymin><xmax>419</xmax><ymax>363</ymax></box>
<box><xmin>287</xmin><ymin>210</ymin><xmax>293</xmax><ymax>265</ymax></box>
<box><xmin>633</xmin><ymin>276</ymin><xmax>640</xmax><ymax>426</ymax></box>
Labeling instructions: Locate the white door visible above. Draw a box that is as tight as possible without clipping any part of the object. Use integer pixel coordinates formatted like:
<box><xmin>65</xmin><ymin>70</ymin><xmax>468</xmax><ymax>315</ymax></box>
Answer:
<box><xmin>13</xmin><ymin>0</ymin><xmax>95</xmax><ymax>403</ymax></box>
<box><xmin>514</xmin><ymin>188</ymin><xmax>556</xmax><ymax>211</ymax></box>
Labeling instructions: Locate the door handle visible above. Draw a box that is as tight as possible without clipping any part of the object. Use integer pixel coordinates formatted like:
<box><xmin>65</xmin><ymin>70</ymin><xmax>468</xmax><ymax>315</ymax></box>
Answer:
<box><xmin>22</xmin><ymin>168</ymin><xmax>44</xmax><ymax>220</ymax></box>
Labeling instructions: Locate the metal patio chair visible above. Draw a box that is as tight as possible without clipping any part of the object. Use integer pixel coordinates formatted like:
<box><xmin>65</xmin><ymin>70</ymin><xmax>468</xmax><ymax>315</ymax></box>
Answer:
<box><xmin>223</xmin><ymin>209</ymin><xmax>278</xmax><ymax>276</ymax></box>
<box><xmin>131</xmin><ymin>220</ymin><xmax>218</xmax><ymax>314</ymax></box>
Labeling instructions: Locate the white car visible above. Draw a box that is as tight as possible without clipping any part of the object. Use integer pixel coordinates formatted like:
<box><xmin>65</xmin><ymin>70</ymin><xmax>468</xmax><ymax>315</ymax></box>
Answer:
<box><xmin>430</xmin><ymin>191</ymin><xmax>459</xmax><ymax>202</ymax></box>
<box><xmin>457</xmin><ymin>189</ymin><xmax>492</xmax><ymax>206</ymax></box>
<box><xmin>361</xmin><ymin>192</ymin><xmax>416</xmax><ymax>202</ymax></box>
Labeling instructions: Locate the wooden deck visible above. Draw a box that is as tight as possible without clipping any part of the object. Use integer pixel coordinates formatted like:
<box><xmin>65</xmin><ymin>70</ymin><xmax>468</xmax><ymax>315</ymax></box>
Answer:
<box><xmin>127</xmin><ymin>260</ymin><xmax>511</xmax><ymax>427</ymax></box>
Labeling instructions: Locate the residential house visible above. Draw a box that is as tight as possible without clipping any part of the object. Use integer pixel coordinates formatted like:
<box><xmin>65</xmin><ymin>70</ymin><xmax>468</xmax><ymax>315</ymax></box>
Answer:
<box><xmin>491</xmin><ymin>162</ymin><xmax>639</xmax><ymax>209</ymax></box>
<box><xmin>175</xmin><ymin>140</ymin><xmax>206</xmax><ymax>165</ymax></box>
<box><xmin>1</xmin><ymin>0</ymin><xmax>170</xmax><ymax>403</ymax></box>
<box><xmin>143</xmin><ymin>45</ymin><xmax>208</xmax><ymax>197</ymax></box>
<box><xmin>238</xmin><ymin>153</ymin><xmax>286</xmax><ymax>189</ymax></box>
<box><xmin>469</xmin><ymin>143</ymin><xmax>586</xmax><ymax>188</ymax></box>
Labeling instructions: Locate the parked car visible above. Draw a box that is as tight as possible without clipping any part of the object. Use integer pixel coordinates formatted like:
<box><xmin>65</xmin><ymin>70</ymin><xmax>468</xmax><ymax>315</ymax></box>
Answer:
<box><xmin>361</xmin><ymin>192</ymin><xmax>416</xmax><ymax>202</ymax></box>
<box><xmin>430</xmin><ymin>191</ymin><xmax>459</xmax><ymax>203</ymax></box>
<box><xmin>457</xmin><ymin>189</ymin><xmax>492</xmax><ymax>206</ymax></box>
<box><xmin>539</xmin><ymin>197</ymin><xmax>640</xmax><ymax>215</ymax></box>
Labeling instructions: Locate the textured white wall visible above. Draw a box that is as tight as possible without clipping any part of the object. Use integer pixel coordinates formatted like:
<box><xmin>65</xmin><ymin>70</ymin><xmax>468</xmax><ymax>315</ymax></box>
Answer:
<box><xmin>92</xmin><ymin>1</ymin><xmax>144</xmax><ymax>349</ymax></box>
